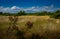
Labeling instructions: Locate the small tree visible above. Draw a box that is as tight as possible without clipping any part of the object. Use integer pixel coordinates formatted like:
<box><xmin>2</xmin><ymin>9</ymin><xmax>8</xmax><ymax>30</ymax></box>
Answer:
<box><xmin>53</xmin><ymin>13</ymin><xmax>60</xmax><ymax>19</ymax></box>
<box><xmin>55</xmin><ymin>10</ymin><xmax>60</xmax><ymax>13</ymax></box>
<box><xmin>17</xmin><ymin>11</ymin><xmax>26</xmax><ymax>16</ymax></box>
<box><xmin>40</xmin><ymin>11</ymin><xmax>48</xmax><ymax>15</ymax></box>
<box><xmin>51</xmin><ymin>10</ymin><xmax>60</xmax><ymax>19</ymax></box>
<box><xmin>0</xmin><ymin>12</ymin><xmax>3</xmax><ymax>15</ymax></box>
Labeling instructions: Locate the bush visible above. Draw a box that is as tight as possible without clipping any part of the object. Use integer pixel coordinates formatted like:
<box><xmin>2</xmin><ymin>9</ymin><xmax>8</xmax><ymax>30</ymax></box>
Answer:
<box><xmin>17</xmin><ymin>11</ymin><xmax>27</xmax><ymax>16</ymax></box>
<box><xmin>50</xmin><ymin>13</ymin><xmax>60</xmax><ymax>19</ymax></box>
<box><xmin>25</xmin><ymin>21</ymin><xmax>33</xmax><ymax>29</ymax></box>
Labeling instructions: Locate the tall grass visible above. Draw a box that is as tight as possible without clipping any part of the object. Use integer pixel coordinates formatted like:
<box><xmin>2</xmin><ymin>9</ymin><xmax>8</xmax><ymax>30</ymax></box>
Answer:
<box><xmin>0</xmin><ymin>16</ymin><xmax>60</xmax><ymax>39</ymax></box>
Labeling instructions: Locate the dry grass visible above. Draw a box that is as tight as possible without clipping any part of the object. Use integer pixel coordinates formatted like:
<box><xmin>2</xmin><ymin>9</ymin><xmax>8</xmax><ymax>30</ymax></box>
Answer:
<box><xmin>0</xmin><ymin>16</ymin><xmax>60</xmax><ymax>39</ymax></box>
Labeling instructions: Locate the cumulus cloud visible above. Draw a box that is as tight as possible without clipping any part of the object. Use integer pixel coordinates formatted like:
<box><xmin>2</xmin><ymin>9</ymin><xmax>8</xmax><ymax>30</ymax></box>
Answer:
<box><xmin>11</xmin><ymin>6</ymin><xmax>20</xmax><ymax>10</ymax></box>
<box><xmin>0</xmin><ymin>5</ymin><xmax>60</xmax><ymax>13</ymax></box>
<box><xmin>0</xmin><ymin>6</ymin><xmax>21</xmax><ymax>13</ymax></box>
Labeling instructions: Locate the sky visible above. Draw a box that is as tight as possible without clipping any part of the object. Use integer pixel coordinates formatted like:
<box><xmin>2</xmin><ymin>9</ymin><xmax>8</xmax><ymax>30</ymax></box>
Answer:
<box><xmin>0</xmin><ymin>0</ymin><xmax>60</xmax><ymax>13</ymax></box>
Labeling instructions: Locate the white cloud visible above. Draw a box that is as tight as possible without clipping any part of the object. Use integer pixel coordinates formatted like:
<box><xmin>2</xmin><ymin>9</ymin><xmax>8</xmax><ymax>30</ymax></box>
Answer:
<box><xmin>11</xmin><ymin>6</ymin><xmax>20</xmax><ymax>10</ymax></box>
<box><xmin>0</xmin><ymin>6</ymin><xmax>21</xmax><ymax>13</ymax></box>
<box><xmin>0</xmin><ymin>5</ymin><xmax>60</xmax><ymax>13</ymax></box>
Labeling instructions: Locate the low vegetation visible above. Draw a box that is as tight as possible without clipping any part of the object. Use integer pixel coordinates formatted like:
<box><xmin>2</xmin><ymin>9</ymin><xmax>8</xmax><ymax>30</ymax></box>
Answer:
<box><xmin>0</xmin><ymin>10</ymin><xmax>60</xmax><ymax>39</ymax></box>
<box><xmin>0</xmin><ymin>10</ymin><xmax>60</xmax><ymax>19</ymax></box>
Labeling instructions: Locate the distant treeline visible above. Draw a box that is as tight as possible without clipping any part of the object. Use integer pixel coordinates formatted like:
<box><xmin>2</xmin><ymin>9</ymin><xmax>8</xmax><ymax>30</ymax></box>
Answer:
<box><xmin>0</xmin><ymin>10</ymin><xmax>60</xmax><ymax>19</ymax></box>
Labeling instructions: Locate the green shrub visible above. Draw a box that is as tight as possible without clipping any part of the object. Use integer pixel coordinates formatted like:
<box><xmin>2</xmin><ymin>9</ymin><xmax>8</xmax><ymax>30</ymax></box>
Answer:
<box><xmin>50</xmin><ymin>13</ymin><xmax>60</xmax><ymax>19</ymax></box>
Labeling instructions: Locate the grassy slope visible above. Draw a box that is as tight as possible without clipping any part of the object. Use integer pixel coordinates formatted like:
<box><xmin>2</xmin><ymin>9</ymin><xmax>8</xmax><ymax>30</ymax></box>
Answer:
<box><xmin>0</xmin><ymin>16</ymin><xmax>60</xmax><ymax>39</ymax></box>
<box><xmin>0</xmin><ymin>16</ymin><xmax>60</xmax><ymax>31</ymax></box>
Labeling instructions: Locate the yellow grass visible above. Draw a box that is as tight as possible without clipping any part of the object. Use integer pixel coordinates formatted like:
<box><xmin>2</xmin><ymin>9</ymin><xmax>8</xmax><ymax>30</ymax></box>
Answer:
<box><xmin>0</xmin><ymin>16</ymin><xmax>60</xmax><ymax>39</ymax></box>
<box><xmin>0</xmin><ymin>16</ymin><xmax>60</xmax><ymax>31</ymax></box>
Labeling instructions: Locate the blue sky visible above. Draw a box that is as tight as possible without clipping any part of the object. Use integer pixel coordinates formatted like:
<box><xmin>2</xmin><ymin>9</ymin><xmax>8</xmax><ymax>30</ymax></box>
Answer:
<box><xmin>0</xmin><ymin>0</ymin><xmax>60</xmax><ymax>13</ymax></box>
